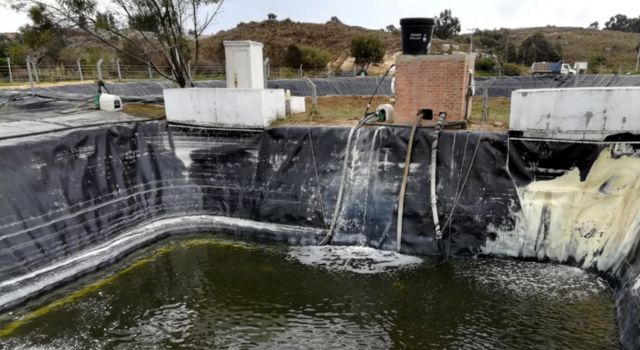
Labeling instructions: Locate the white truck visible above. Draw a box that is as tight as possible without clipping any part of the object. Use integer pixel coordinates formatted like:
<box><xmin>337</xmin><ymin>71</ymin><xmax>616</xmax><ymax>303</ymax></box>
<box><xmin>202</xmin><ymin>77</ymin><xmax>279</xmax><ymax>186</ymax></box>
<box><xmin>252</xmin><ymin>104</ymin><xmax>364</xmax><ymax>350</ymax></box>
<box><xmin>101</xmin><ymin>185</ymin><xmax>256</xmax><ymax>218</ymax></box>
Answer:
<box><xmin>530</xmin><ymin>62</ymin><xmax>576</xmax><ymax>76</ymax></box>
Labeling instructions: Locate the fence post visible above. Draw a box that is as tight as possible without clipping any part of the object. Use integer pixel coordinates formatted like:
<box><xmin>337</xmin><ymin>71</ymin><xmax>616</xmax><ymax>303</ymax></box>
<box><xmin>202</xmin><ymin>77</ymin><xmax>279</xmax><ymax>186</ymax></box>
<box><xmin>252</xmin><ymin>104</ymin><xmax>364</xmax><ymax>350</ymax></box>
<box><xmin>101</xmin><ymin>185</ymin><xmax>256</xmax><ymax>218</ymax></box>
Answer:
<box><xmin>482</xmin><ymin>86</ymin><xmax>489</xmax><ymax>121</ymax></box>
<box><xmin>148</xmin><ymin>62</ymin><xmax>153</xmax><ymax>79</ymax></box>
<box><xmin>26</xmin><ymin>56</ymin><xmax>34</xmax><ymax>92</ymax></box>
<box><xmin>96</xmin><ymin>57</ymin><xmax>104</xmax><ymax>80</ymax></box>
<box><xmin>299</xmin><ymin>64</ymin><xmax>303</xmax><ymax>78</ymax></box>
<box><xmin>305</xmin><ymin>78</ymin><xmax>318</xmax><ymax>116</ymax></box>
<box><xmin>77</xmin><ymin>58</ymin><xmax>84</xmax><ymax>81</ymax></box>
<box><xmin>31</xmin><ymin>58</ymin><xmax>40</xmax><ymax>83</ymax></box>
<box><xmin>187</xmin><ymin>60</ymin><xmax>193</xmax><ymax>83</ymax></box>
<box><xmin>116</xmin><ymin>58</ymin><xmax>122</xmax><ymax>81</ymax></box>
<box><xmin>6</xmin><ymin>57</ymin><xmax>12</xmax><ymax>83</ymax></box>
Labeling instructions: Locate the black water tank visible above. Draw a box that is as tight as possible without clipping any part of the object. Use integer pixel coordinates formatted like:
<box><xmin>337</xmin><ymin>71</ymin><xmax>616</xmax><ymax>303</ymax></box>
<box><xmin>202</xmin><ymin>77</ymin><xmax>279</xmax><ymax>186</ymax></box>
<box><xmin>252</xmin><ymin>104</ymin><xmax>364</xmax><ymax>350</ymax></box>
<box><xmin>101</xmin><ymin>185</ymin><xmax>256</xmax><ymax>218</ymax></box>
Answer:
<box><xmin>400</xmin><ymin>18</ymin><xmax>435</xmax><ymax>55</ymax></box>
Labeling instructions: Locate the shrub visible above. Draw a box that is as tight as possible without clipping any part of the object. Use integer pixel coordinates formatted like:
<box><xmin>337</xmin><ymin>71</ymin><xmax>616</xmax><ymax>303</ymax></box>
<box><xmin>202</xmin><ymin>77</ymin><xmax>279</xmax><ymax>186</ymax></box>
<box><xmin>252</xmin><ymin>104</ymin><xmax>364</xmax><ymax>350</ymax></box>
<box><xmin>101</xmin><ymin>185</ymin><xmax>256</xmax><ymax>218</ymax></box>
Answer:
<box><xmin>501</xmin><ymin>62</ymin><xmax>523</xmax><ymax>76</ymax></box>
<box><xmin>475</xmin><ymin>57</ymin><xmax>496</xmax><ymax>72</ymax></box>
<box><xmin>351</xmin><ymin>36</ymin><xmax>385</xmax><ymax>68</ymax></box>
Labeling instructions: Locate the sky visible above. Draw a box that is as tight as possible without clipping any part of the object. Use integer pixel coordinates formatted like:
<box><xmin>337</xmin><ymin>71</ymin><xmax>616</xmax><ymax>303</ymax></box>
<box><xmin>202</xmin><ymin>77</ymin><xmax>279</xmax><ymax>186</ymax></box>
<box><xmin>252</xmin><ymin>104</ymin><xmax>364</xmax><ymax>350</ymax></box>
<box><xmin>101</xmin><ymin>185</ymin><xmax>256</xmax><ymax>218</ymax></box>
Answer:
<box><xmin>0</xmin><ymin>0</ymin><xmax>638</xmax><ymax>34</ymax></box>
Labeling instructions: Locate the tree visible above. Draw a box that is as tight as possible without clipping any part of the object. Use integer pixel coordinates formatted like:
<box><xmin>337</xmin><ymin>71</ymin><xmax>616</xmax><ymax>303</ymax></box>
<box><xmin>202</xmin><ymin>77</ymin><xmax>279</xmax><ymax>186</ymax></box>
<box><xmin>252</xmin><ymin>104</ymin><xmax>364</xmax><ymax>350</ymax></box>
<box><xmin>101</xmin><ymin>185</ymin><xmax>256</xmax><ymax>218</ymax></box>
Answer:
<box><xmin>351</xmin><ymin>36</ymin><xmax>385</xmax><ymax>69</ymax></box>
<box><xmin>19</xmin><ymin>4</ymin><xmax>65</xmax><ymax>65</ymax></box>
<box><xmin>8</xmin><ymin>0</ymin><xmax>224</xmax><ymax>87</ymax></box>
<box><xmin>267</xmin><ymin>13</ymin><xmax>277</xmax><ymax>21</ymax></box>
<box><xmin>588</xmin><ymin>21</ymin><xmax>599</xmax><ymax>30</ymax></box>
<box><xmin>433</xmin><ymin>9</ymin><xmax>460</xmax><ymax>39</ymax></box>
<box><xmin>329</xmin><ymin>16</ymin><xmax>342</xmax><ymax>25</ymax></box>
<box><xmin>386</xmin><ymin>24</ymin><xmax>399</xmax><ymax>33</ymax></box>
<box><xmin>518</xmin><ymin>32</ymin><xmax>561</xmax><ymax>65</ymax></box>
<box><xmin>605</xmin><ymin>14</ymin><xmax>640</xmax><ymax>32</ymax></box>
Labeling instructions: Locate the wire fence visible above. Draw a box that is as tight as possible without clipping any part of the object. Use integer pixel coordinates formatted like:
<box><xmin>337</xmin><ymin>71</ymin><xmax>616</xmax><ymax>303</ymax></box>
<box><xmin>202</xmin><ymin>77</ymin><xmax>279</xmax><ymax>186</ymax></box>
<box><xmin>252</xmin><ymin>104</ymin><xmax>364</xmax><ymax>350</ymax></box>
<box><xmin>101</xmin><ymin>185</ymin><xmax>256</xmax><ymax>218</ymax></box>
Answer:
<box><xmin>0</xmin><ymin>62</ymin><xmax>348</xmax><ymax>85</ymax></box>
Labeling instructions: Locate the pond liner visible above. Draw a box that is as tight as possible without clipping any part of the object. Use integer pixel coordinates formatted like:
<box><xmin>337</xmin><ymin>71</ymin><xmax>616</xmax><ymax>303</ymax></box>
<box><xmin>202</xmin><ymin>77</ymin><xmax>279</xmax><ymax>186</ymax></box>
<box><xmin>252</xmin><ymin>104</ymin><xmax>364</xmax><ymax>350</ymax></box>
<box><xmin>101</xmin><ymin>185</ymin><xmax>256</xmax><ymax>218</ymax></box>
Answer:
<box><xmin>0</xmin><ymin>122</ymin><xmax>638</xmax><ymax>348</ymax></box>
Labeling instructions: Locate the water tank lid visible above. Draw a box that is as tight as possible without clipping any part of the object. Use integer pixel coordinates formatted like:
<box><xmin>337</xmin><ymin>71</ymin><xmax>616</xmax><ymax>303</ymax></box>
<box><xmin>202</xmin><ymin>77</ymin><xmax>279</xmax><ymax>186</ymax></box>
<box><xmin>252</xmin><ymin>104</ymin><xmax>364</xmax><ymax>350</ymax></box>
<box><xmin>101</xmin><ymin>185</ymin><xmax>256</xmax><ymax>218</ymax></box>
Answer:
<box><xmin>400</xmin><ymin>18</ymin><xmax>435</xmax><ymax>26</ymax></box>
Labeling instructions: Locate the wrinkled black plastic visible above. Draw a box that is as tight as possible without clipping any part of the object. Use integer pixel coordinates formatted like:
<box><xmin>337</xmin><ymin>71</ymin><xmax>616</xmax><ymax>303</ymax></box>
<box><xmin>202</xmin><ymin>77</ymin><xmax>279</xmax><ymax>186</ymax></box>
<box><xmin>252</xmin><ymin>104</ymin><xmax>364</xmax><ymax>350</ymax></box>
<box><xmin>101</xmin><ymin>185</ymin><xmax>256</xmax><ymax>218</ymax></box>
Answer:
<box><xmin>476</xmin><ymin>75</ymin><xmax>640</xmax><ymax>97</ymax></box>
<box><xmin>0</xmin><ymin>123</ymin><xmax>638</xmax><ymax>348</ymax></box>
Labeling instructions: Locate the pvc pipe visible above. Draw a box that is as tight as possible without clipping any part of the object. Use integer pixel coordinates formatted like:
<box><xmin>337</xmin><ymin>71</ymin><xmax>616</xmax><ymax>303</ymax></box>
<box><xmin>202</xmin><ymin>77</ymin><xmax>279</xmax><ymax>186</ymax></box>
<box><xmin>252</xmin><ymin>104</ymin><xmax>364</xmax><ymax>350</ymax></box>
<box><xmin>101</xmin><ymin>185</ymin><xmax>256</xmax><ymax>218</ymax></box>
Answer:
<box><xmin>77</xmin><ymin>58</ymin><xmax>84</xmax><ymax>81</ymax></box>
<box><xmin>431</xmin><ymin>112</ymin><xmax>447</xmax><ymax>240</ymax></box>
<box><xmin>96</xmin><ymin>58</ymin><xmax>103</xmax><ymax>80</ymax></box>
<box><xmin>6</xmin><ymin>57</ymin><xmax>11</xmax><ymax>83</ymax></box>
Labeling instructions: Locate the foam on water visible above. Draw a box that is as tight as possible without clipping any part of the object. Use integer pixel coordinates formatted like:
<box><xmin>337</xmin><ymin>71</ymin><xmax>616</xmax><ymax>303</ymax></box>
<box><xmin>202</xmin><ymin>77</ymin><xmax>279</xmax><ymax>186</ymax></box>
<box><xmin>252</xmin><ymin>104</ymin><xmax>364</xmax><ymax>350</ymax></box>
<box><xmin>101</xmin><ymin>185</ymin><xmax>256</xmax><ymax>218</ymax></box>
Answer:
<box><xmin>456</xmin><ymin>258</ymin><xmax>610</xmax><ymax>301</ymax></box>
<box><xmin>286</xmin><ymin>245</ymin><xmax>423</xmax><ymax>274</ymax></box>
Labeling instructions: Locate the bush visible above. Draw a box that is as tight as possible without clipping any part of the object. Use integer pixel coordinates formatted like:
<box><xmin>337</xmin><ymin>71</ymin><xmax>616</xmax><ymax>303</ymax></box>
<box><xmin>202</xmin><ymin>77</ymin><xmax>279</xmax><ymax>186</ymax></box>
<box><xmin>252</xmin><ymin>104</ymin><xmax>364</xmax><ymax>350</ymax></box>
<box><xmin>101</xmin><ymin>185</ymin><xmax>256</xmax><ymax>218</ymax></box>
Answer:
<box><xmin>475</xmin><ymin>57</ymin><xmax>496</xmax><ymax>72</ymax></box>
<box><xmin>351</xmin><ymin>36</ymin><xmax>385</xmax><ymax>68</ymax></box>
<box><xmin>517</xmin><ymin>32</ymin><xmax>561</xmax><ymax>65</ymax></box>
<box><xmin>501</xmin><ymin>62</ymin><xmax>523</xmax><ymax>76</ymax></box>
<box><xmin>285</xmin><ymin>44</ymin><xmax>330</xmax><ymax>69</ymax></box>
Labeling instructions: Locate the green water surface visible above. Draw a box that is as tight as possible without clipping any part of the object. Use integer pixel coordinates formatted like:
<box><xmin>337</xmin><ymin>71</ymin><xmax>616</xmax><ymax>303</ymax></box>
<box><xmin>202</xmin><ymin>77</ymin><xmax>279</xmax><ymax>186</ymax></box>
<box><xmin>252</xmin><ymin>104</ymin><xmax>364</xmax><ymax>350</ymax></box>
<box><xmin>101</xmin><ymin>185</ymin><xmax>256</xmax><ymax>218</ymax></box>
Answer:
<box><xmin>0</xmin><ymin>238</ymin><xmax>620</xmax><ymax>349</ymax></box>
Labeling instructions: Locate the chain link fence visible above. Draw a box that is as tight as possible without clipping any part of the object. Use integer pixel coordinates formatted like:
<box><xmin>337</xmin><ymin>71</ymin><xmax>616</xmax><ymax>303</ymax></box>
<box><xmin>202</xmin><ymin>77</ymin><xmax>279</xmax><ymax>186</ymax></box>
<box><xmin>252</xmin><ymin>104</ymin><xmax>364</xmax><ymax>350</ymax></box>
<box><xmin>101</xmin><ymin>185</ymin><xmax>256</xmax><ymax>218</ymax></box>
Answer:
<box><xmin>0</xmin><ymin>61</ymin><xmax>351</xmax><ymax>85</ymax></box>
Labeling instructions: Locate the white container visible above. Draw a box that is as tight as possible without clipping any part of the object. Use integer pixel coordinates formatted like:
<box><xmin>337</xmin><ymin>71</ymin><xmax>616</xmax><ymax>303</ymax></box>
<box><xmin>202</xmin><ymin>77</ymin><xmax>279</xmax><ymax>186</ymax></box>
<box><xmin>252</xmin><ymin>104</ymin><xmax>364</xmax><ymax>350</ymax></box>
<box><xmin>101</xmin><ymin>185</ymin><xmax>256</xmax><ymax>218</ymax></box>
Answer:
<box><xmin>164</xmin><ymin>88</ymin><xmax>286</xmax><ymax>129</ymax></box>
<box><xmin>99</xmin><ymin>94</ymin><xmax>123</xmax><ymax>111</ymax></box>
<box><xmin>224</xmin><ymin>41</ymin><xmax>265</xmax><ymax>89</ymax></box>
<box><xmin>510</xmin><ymin>87</ymin><xmax>640</xmax><ymax>141</ymax></box>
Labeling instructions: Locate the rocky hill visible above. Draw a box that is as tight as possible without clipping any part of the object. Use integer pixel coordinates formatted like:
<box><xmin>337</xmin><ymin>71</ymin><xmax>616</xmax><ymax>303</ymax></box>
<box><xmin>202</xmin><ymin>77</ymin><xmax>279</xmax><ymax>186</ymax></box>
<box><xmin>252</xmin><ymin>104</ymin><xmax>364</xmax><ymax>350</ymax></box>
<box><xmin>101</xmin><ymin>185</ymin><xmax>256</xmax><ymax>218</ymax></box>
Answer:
<box><xmin>201</xmin><ymin>19</ymin><xmax>640</xmax><ymax>74</ymax></box>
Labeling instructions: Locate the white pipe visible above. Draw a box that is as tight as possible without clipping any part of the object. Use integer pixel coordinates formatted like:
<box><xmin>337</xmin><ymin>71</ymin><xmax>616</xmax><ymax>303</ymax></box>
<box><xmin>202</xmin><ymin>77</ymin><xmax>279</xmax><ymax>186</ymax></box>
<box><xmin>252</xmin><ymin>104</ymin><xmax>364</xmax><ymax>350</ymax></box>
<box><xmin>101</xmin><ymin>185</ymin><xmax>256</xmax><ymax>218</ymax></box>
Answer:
<box><xmin>77</xmin><ymin>58</ymin><xmax>83</xmax><ymax>81</ymax></box>
<box><xmin>431</xmin><ymin>112</ymin><xmax>447</xmax><ymax>240</ymax></box>
<box><xmin>96</xmin><ymin>58</ymin><xmax>104</xmax><ymax>80</ymax></box>
<box><xmin>6</xmin><ymin>57</ymin><xmax>12</xmax><ymax>83</ymax></box>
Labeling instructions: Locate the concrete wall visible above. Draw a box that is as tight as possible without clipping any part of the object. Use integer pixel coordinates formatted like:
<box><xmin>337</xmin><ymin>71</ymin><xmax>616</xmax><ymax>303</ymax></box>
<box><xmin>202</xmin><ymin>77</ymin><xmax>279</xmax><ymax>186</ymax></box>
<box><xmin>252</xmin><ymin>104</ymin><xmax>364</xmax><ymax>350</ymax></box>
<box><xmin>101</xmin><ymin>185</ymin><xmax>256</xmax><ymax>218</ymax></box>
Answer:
<box><xmin>394</xmin><ymin>54</ymin><xmax>475</xmax><ymax>125</ymax></box>
<box><xmin>224</xmin><ymin>41</ymin><xmax>265</xmax><ymax>89</ymax></box>
<box><xmin>510</xmin><ymin>87</ymin><xmax>640</xmax><ymax>140</ymax></box>
<box><xmin>164</xmin><ymin>88</ymin><xmax>285</xmax><ymax>128</ymax></box>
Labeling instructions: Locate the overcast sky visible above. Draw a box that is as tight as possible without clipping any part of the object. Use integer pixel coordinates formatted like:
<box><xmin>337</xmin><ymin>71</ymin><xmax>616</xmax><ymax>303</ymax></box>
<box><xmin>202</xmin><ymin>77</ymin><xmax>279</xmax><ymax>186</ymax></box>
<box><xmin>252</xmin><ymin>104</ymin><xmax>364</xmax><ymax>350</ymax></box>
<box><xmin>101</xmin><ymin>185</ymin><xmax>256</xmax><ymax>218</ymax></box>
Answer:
<box><xmin>1</xmin><ymin>0</ymin><xmax>638</xmax><ymax>34</ymax></box>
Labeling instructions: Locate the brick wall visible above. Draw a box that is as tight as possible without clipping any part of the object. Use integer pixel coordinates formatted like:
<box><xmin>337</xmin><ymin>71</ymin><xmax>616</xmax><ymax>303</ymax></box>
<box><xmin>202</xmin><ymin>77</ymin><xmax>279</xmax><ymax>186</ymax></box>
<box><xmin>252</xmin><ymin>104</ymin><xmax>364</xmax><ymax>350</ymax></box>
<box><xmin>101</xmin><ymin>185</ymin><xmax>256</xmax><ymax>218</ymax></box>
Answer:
<box><xmin>394</xmin><ymin>54</ymin><xmax>475</xmax><ymax>125</ymax></box>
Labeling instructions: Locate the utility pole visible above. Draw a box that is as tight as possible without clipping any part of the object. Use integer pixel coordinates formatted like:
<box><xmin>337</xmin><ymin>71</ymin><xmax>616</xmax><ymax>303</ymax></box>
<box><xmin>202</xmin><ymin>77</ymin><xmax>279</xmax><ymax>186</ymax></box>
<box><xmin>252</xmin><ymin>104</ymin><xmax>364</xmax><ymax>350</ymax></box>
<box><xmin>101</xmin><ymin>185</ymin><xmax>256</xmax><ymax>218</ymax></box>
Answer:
<box><xmin>467</xmin><ymin>28</ymin><xmax>479</xmax><ymax>54</ymax></box>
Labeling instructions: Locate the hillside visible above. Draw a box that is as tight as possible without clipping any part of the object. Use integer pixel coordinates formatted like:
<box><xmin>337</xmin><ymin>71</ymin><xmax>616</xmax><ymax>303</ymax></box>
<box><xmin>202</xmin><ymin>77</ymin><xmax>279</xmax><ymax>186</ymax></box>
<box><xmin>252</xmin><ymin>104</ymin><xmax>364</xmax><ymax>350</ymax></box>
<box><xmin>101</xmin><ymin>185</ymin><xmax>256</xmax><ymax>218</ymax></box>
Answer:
<box><xmin>202</xmin><ymin>19</ymin><xmax>640</xmax><ymax>74</ymax></box>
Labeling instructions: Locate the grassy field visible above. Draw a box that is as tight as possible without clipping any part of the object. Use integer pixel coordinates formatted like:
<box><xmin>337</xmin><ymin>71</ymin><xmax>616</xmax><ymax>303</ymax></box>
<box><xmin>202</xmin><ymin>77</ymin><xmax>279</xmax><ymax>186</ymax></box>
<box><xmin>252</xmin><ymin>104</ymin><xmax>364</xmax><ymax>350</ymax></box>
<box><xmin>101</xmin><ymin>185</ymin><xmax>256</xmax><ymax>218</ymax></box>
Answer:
<box><xmin>272</xmin><ymin>96</ymin><xmax>511</xmax><ymax>131</ymax></box>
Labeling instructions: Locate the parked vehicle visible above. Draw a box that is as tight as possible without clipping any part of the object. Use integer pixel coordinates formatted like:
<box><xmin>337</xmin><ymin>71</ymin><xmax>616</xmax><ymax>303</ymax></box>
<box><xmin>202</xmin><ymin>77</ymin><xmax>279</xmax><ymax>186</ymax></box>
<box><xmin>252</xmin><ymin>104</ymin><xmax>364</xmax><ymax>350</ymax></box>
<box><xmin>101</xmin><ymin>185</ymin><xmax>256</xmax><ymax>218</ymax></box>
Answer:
<box><xmin>530</xmin><ymin>62</ymin><xmax>576</xmax><ymax>76</ymax></box>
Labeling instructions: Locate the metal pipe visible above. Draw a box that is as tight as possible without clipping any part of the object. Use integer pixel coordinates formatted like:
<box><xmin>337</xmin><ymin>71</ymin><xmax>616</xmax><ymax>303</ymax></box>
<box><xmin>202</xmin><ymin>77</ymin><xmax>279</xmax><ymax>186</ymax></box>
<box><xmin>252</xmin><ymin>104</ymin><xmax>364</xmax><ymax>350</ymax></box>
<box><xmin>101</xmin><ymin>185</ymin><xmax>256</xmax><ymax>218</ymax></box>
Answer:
<box><xmin>305</xmin><ymin>77</ymin><xmax>318</xmax><ymax>115</ymax></box>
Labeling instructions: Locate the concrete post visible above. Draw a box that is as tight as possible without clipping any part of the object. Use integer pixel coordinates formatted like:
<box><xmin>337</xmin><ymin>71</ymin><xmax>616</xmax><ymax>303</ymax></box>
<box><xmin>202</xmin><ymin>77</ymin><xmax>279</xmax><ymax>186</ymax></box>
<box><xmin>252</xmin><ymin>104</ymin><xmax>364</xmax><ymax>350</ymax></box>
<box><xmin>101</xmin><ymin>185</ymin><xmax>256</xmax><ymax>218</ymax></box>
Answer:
<box><xmin>148</xmin><ymin>62</ymin><xmax>153</xmax><ymax>79</ymax></box>
<box><xmin>96</xmin><ymin>57</ymin><xmax>104</xmax><ymax>80</ymax></box>
<box><xmin>6</xmin><ymin>57</ymin><xmax>12</xmax><ymax>83</ymax></box>
<box><xmin>77</xmin><ymin>58</ymin><xmax>84</xmax><ymax>81</ymax></box>
<box><xmin>26</xmin><ymin>56</ymin><xmax>34</xmax><ymax>92</ymax></box>
<box><xmin>187</xmin><ymin>60</ymin><xmax>193</xmax><ymax>82</ymax></box>
<box><xmin>116</xmin><ymin>58</ymin><xmax>122</xmax><ymax>81</ymax></box>
<box><xmin>31</xmin><ymin>58</ymin><xmax>39</xmax><ymax>83</ymax></box>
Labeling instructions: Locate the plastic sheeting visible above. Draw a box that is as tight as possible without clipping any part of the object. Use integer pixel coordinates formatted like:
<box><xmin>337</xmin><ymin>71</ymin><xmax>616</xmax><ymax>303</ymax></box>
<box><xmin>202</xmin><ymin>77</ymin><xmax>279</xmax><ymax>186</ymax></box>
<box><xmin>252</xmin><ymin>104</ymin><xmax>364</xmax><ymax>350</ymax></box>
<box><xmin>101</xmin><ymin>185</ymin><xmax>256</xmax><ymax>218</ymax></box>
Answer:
<box><xmin>0</xmin><ymin>77</ymin><xmax>391</xmax><ymax>106</ymax></box>
<box><xmin>0</xmin><ymin>123</ymin><xmax>638</xmax><ymax>348</ymax></box>
<box><xmin>476</xmin><ymin>74</ymin><xmax>640</xmax><ymax>97</ymax></box>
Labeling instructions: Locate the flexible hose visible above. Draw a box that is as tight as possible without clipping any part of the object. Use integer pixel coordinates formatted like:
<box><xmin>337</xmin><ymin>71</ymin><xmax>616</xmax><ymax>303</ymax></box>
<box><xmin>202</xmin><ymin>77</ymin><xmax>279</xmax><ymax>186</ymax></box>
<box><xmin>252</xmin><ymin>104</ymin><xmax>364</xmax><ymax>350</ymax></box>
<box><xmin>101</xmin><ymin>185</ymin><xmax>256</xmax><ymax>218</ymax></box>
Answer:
<box><xmin>431</xmin><ymin>112</ymin><xmax>447</xmax><ymax>241</ymax></box>
<box><xmin>395</xmin><ymin>112</ymin><xmax>423</xmax><ymax>252</ymax></box>
<box><xmin>319</xmin><ymin>113</ymin><xmax>377</xmax><ymax>245</ymax></box>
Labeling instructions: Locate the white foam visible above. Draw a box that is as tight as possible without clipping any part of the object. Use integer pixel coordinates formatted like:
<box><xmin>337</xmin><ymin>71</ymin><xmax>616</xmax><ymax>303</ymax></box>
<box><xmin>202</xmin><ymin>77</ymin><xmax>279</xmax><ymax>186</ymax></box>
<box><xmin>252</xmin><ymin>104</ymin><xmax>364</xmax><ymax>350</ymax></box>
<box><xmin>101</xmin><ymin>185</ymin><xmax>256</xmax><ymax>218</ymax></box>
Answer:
<box><xmin>456</xmin><ymin>259</ymin><xmax>610</xmax><ymax>301</ymax></box>
<box><xmin>286</xmin><ymin>246</ymin><xmax>423</xmax><ymax>274</ymax></box>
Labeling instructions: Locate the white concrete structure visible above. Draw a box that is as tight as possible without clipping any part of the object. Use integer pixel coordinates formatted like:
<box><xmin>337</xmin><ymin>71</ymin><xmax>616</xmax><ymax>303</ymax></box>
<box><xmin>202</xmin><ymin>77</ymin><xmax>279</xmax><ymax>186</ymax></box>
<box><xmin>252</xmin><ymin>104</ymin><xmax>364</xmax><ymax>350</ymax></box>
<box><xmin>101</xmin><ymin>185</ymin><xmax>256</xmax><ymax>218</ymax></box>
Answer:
<box><xmin>224</xmin><ymin>41</ymin><xmax>264</xmax><ymax>89</ymax></box>
<box><xmin>510</xmin><ymin>87</ymin><xmax>640</xmax><ymax>141</ymax></box>
<box><xmin>164</xmin><ymin>88</ymin><xmax>285</xmax><ymax>128</ymax></box>
<box><xmin>289</xmin><ymin>96</ymin><xmax>306</xmax><ymax>114</ymax></box>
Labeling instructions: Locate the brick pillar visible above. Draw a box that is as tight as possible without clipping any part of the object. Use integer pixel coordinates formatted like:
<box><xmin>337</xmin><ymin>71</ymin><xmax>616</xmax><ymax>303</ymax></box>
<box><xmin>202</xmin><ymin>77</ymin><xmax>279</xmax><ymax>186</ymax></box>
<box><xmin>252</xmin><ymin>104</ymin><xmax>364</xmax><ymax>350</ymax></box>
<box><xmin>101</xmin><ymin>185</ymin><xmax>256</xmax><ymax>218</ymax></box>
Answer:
<box><xmin>394</xmin><ymin>54</ymin><xmax>475</xmax><ymax>125</ymax></box>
